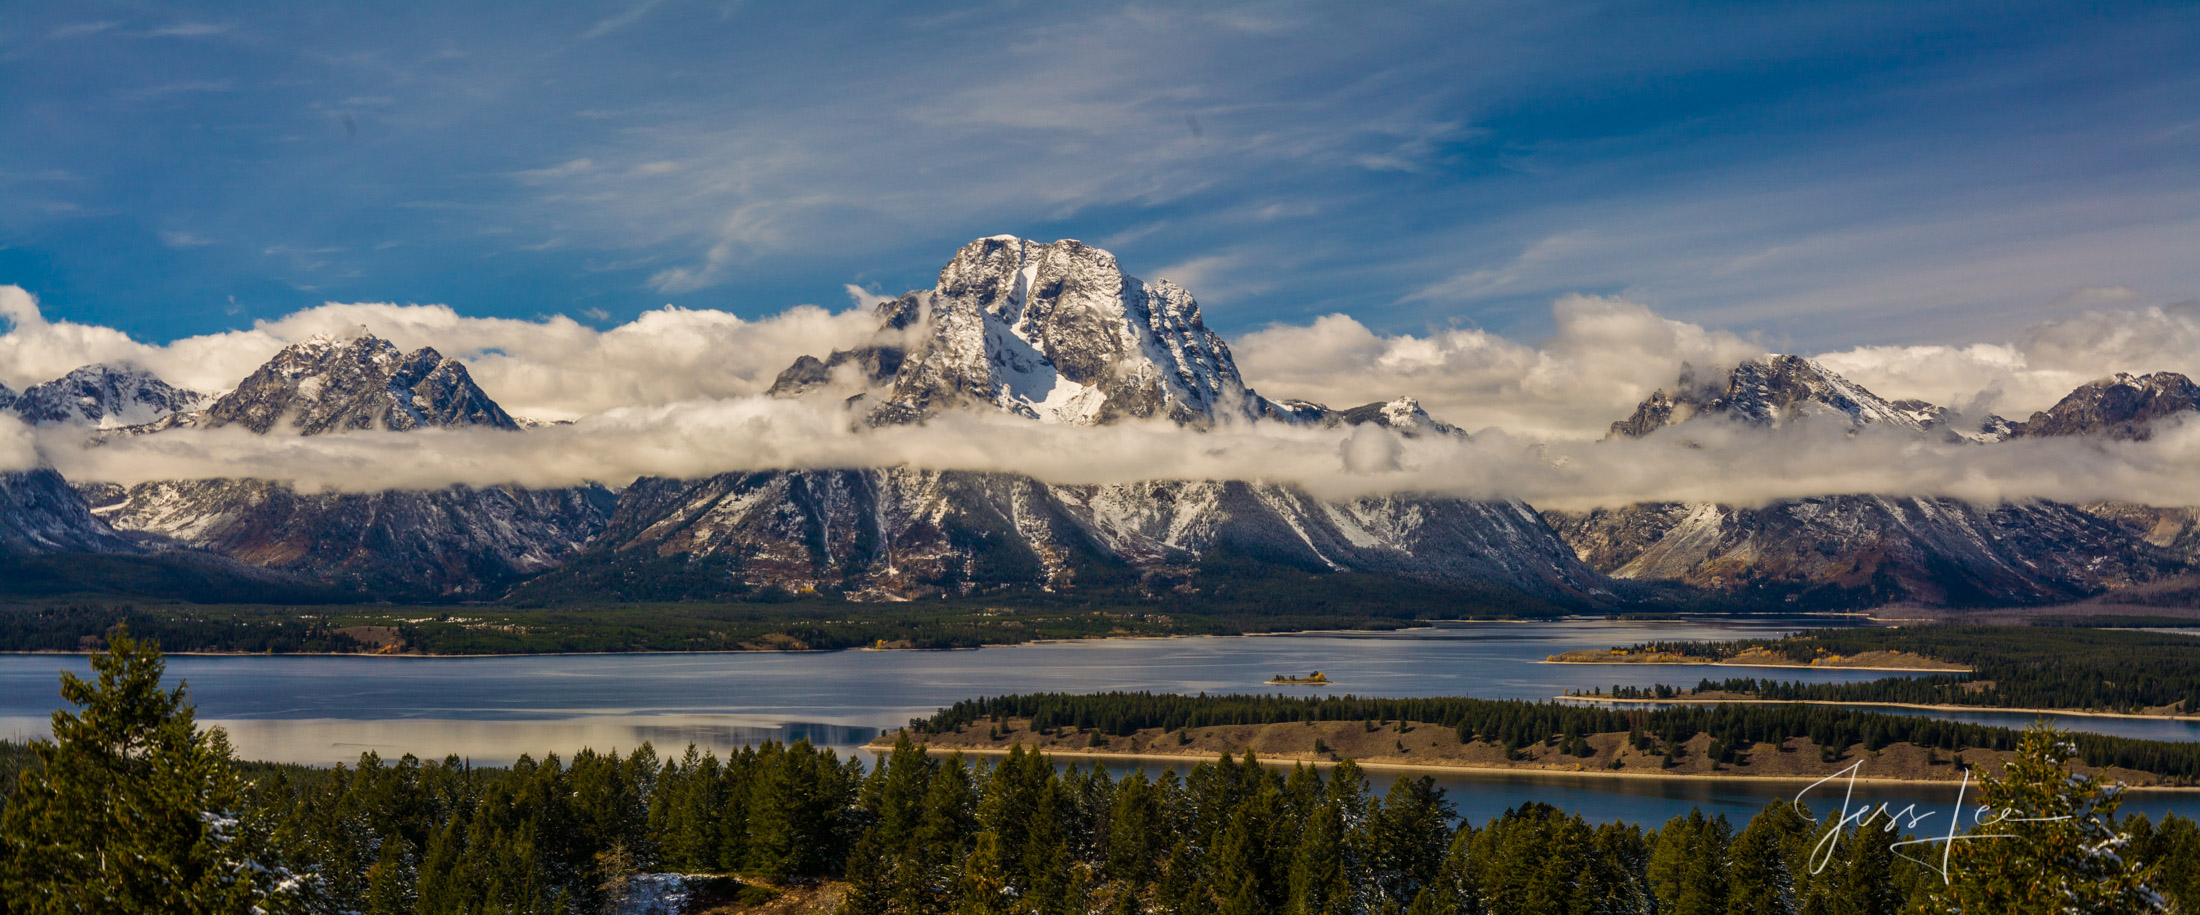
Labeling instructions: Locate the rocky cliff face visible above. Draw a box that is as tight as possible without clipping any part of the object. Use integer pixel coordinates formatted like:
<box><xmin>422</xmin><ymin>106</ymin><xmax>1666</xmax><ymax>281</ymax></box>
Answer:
<box><xmin>203</xmin><ymin>331</ymin><xmax>516</xmax><ymax>435</ymax></box>
<box><xmin>1607</xmin><ymin>356</ymin><xmax>1933</xmax><ymax>439</ymax></box>
<box><xmin>2010</xmin><ymin>372</ymin><xmax>2200</xmax><ymax>441</ymax></box>
<box><xmin>1554</xmin><ymin>359</ymin><xmax>2189</xmax><ymax>608</ymax></box>
<box><xmin>522</xmin><ymin>468</ymin><xmax>1608</xmax><ymax>605</ymax></box>
<box><xmin>1605</xmin><ymin>355</ymin><xmax>2012</xmax><ymax>442</ymax></box>
<box><xmin>92</xmin><ymin>479</ymin><xmax>615</xmax><ymax>598</ymax></box>
<box><xmin>1543</xmin><ymin>497</ymin><xmax>2181</xmax><ymax>608</ymax></box>
<box><xmin>775</xmin><ymin>237</ymin><xmax>1342</xmax><ymax>428</ymax></box>
<box><xmin>8</xmin><ymin>364</ymin><xmax>203</xmax><ymax>428</ymax></box>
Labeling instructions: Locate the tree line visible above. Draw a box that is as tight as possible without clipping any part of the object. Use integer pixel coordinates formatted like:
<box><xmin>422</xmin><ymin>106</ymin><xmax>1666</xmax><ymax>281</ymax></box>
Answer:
<box><xmin>915</xmin><ymin>691</ymin><xmax>2200</xmax><ymax>781</ymax></box>
<box><xmin>1611</xmin><ymin>625</ymin><xmax>2200</xmax><ymax>714</ymax></box>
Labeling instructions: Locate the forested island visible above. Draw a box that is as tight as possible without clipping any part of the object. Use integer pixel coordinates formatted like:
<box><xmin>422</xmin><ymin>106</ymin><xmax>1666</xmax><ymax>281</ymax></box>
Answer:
<box><xmin>890</xmin><ymin>692</ymin><xmax>2200</xmax><ymax>786</ymax></box>
<box><xmin>5</xmin><ymin>636</ymin><xmax>2200</xmax><ymax>913</ymax></box>
<box><xmin>1573</xmin><ymin>626</ymin><xmax>2200</xmax><ymax>719</ymax></box>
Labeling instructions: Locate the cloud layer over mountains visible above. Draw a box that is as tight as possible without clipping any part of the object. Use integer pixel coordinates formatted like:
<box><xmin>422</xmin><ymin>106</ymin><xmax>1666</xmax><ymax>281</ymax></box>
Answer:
<box><xmin>7</xmin><ymin>282</ymin><xmax>2200</xmax><ymax>509</ymax></box>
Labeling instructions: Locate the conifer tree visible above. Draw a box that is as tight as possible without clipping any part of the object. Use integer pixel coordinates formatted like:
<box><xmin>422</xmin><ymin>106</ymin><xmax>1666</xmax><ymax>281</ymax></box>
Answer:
<box><xmin>0</xmin><ymin>627</ymin><xmax>301</xmax><ymax>914</ymax></box>
<box><xmin>1914</xmin><ymin>725</ymin><xmax>2165</xmax><ymax>914</ymax></box>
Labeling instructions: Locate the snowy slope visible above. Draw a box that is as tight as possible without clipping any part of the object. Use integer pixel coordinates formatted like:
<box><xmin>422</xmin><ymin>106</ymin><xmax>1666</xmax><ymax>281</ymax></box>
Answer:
<box><xmin>9</xmin><ymin>364</ymin><xmax>203</xmax><ymax>428</ymax></box>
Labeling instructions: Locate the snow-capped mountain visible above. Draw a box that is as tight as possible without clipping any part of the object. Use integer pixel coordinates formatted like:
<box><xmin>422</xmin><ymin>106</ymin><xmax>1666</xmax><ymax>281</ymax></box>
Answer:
<box><xmin>1551</xmin><ymin>360</ymin><xmax>2191</xmax><ymax>607</ymax></box>
<box><xmin>86</xmin><ymin>331</ymin><xmax>609</xmax><ymax>597</ymax></box>
<box><xmin>0</xmin><ymin>382</ymin><xmax>17</xmax><ymax>413</ymax></box>
<box><xmin>2009</xmin><ymin>372</ymin><xmax>2200</xmax><ymax>441</ymax></box>
<box><xmin>540</xmin><ymin>239</ymin><xmax>1588</xmax><ymax>604</ymax></box>
<box><xmin>8</xmin><ymin>364</ymin><xmax>203</xmax><ymax>428</ymax></box>
<box><xmin>202</xmin><ymin>330</ymin><xmax>517</xmax><ymax>435</ymax></box>
<box><xmin>780</xmin><ymin>237</ymin><xmax>1307</xmax><ymax>427</ymax></box>
<box><xmin>1611</xmin><ymin>355</ymin><xmax>1943</xmax><ymax>438</ymax></box>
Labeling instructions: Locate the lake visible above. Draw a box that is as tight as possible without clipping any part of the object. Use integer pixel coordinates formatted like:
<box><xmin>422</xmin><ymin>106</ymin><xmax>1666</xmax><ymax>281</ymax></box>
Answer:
<box><xmin>7</xmin><ymin>616</ymin><xmax>2199</xmax><ymax>826</ymax></box>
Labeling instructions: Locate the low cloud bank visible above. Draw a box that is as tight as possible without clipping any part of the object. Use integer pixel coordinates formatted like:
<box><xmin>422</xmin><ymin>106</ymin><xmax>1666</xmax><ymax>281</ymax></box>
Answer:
<box><xmin>26</xmin><ymin>400</ymin><xmax>2200</xmax><ymax>510</ymax></box>
<box><xmin>8</xmin><ymin>284</ymin><xmax>2200</xmax><ymax>508</ymax></box>
<box><xmin>0</xmin><ymin>286</ymin><xmax>879</xmax><ymax>421</ymax></box>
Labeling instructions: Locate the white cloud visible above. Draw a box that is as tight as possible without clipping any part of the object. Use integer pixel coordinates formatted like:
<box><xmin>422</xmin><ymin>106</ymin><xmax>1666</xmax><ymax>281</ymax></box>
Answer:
<box><xmin>37</xmin><ymin>399</ymin><xmax>2200</xmax><ymax>513</ymax></box>
<box><xmin>1236</xmin><ymin>294</ymin><xmax>1766</xmax><ymax>440</ymax></box>
<box><xmin>0</xmin><ymin>285</ymin><xmax>880</xmax><ymax>420</ymax></box>
<box><xmin>159</xmin><ymin>230</ymin><xmax>215</xmax><ymax>248</ymax></box>
<box><xmin>1814</xmin><ymin>304</ymin><xmax>2200</xmax><ymax>419</ymax></box>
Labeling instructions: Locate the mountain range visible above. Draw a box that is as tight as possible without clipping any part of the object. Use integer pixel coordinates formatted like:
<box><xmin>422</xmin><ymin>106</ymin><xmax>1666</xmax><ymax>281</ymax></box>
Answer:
<box><xmin>4</xmin><ymin>237</ymin><xmax>2197</xmax><ymax>611</ymax></box>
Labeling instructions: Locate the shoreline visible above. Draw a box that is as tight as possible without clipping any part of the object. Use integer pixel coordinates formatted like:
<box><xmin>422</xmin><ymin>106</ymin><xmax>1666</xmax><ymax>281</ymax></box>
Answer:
<box><xmin>1557</xmin><ymin>694</ymin><xmax>2200</xmax><ymax>723</ymax></box>
<box><xmin>1540</xmin><ymin>659</ymin><xmax>1971</xmax><ymax>673</ymax></box>
<box><xmin>0</xmin><ymin>610</ymin><xmax>1882</xmax><ymax>659</ymax></box>
<box><xmin>867</xmin><ymin>740</ymin><xmax>2200</xmax><ymax>792</ymax></box>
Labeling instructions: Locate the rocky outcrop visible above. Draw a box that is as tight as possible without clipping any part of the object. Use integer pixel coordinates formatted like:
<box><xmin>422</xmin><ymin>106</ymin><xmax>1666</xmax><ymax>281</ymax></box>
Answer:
<box><xmin>2009</xmin><ymin>372</ymin><xmax>2200</xmax><ymax>441</ymax></box>
<box><xmin>779</xmin><ymin>237</ymin><xmax>1295</xmax><ymax>427</ymax></box>
<box><xmin>203</xmin><ymin>331</ymin><xmax>516</xmax><ymax>435</ymax></box>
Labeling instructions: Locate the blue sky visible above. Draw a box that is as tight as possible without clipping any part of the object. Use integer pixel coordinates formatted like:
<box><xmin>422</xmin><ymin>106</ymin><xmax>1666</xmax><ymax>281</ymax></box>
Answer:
<box><xmin>1</xmin><ymin>1</ymin><xmax>2195</xmax><ymax>350</ymax></box>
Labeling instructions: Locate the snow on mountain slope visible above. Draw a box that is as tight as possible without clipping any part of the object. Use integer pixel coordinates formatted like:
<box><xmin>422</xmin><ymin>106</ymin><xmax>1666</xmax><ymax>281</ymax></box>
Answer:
<box><xmin>201</xmin><ymin>330</ymin><xmax>517</xmax><ymax>435</ymax></box>
<box><xmin>1607</xmin><ymin>355</ymin><xmax>1936</xmax><ymax>439</ymax></box>
<box><xmin>1553</xmin><ymin>362</ymin><xmax>2190</xmax><ymax>607</ymax></box>
<box><xmin>0</xmin><ymin>469</ymin><xmax>138</xmax><ymax>556</ymax></box>
<box><xmin>89</xmin><ymin>329</ymin><xmax>609</xmax><ymax>596</ymax></box>
<box><xmin>2010</xmin><ymin>372</ymin><xmax>2200</xmax><ymax>441</ymax></box>
<box><xmin>8</xmin><ymin>364</ymin><xmax>203</xmax><ymax>428</ymax></box>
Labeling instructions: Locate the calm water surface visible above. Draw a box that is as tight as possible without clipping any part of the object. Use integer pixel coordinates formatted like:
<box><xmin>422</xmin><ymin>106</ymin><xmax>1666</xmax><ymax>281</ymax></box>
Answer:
<box><xmin>6</xmin><ymin>617</ymin><xmax>2197</xmax><ymax>825</ymax></box>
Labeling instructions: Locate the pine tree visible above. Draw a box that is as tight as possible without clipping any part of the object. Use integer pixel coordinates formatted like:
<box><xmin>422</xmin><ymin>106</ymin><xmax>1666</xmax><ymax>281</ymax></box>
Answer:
<box><xmin>0</xmin><ymin>627</ymin><xmax>301</xmax><ymax>914</ymax></box>
<box><xmin>1914</xmin><ymin>724</ymin><xmax>2166</xmax><ymax>914</ymax></box>
<box><xmin>957</xmin><ymin>831</ymin><xmax>1013</xmax><ymax>915</ymax></box>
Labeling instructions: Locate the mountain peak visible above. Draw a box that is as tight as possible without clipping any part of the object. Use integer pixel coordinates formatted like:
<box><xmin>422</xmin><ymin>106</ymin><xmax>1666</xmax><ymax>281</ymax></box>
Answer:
<box><xmin>1609</xmin><ymin>355</ymin><xmax>1929</xmax><ymax>439</ymax></box>
<box><xmin>783</xmin><ymin>236</ymin><xmax>1266</xmax><ymax>427</ymax></box>
<box><xmin>2012</xmin><ymin>371</ymin><xmax>2200</xmax><ymax>441</ymax></box>
<box><xmin>204</xmin><ymin>331</ymin><xmax>517</xmax><ymax>435</ymax></box>
<box><xmin>8</xmin><ymin>363</ymin><xmax>203</xmax><ymax>428</ymax></box>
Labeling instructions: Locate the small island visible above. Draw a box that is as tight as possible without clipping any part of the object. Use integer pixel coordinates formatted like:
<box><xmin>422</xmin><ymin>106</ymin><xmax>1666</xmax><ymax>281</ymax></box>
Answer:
<box><xmin>1268</xmin><ymin>671</ymin><xmax>1332</xmax><ymax>685</ymax></box>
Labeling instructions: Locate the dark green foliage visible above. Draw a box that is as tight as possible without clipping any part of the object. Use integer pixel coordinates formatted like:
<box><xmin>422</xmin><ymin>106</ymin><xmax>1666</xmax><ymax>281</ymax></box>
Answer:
<box><xmin>1613</xmin><ymin>625</ymin><xmax>2200</xmax><ymax>715</ymax></box>
<box><xmin>0</xmin><ymin>597</ymin><xmax>1441</xmax><ymax>655</ymax></box>
<box><xmin>912</xmin><ymin>691</ymin><xmax>2200</xmax><ymax>781</ymax></box>
<box><xmin>0</xmin><ymin>628</ymin><xmax>300</xmax><ymax>913</ymax></box>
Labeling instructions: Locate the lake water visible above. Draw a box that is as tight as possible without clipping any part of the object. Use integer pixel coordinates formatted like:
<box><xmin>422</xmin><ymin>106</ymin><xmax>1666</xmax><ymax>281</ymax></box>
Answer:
<box><xmin>6</xmin><ymin>616</ymin><xmax>2199</xmax><ymax>826</ymax></box>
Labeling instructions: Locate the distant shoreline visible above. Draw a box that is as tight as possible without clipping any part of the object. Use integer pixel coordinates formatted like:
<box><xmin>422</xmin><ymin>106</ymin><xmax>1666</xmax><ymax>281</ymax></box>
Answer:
<box><xmin>1540</xmin><ymin>659</ymin><xmax>1970</xmax><ymax>673</ymax></box>
<box><xmin>1556</xmin><ymin>693</ymin><xmax>2200</xmax><ymax>723</ymax></box>
<box><xmin>0</xmin><ymin>610</ymin><xmax>1887</xmax><ymax>658</ymax></box>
